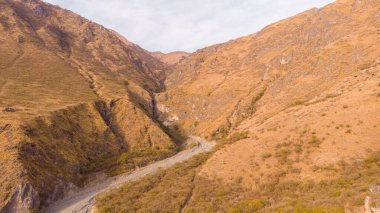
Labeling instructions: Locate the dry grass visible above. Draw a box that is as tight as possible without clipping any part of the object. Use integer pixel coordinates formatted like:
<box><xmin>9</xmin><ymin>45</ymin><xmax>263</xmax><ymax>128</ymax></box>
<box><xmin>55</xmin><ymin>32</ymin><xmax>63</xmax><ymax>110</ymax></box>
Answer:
<box><xmin>96</xmin><ymin>153</ymin><xmax>210</xmax><ymax>213</ymax></box>
<box><xmin>96</xmin><ymin>151</ymin><xmax>380</xmax><ymax>212</ymax></box>
<box><xmin>104</xmin><ymin>148</ymin><xmax>176</xmax><ymax>176</ymax></box>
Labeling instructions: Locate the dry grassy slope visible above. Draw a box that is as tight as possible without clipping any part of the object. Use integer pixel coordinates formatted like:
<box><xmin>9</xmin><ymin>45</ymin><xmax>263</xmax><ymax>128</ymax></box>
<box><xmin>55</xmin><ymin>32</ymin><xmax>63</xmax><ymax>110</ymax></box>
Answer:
<box><xmin>202</xmin><ymin>61</ymin><xmax>380</xmax><ymax>185</ymax></box>
<box><xmin>0</xmin><ymin>0</ymin><xmax>176</xmax><ymax>212</ymax></box>
<box><xmin>157</xmin><ymin>0</ymin><xmax>380</xmax><ymax>194</ymax></box>
<box><xmin>94</xmin><ymin>0</ymin><xmax>380</xmax><ymax>212</ymax></box>
<box><xmin>159</xmin><ymin>0</ymin><xmax>380</xmax><ymax>139</ymax></box>
<box><xmin>151</xmin><ymin>51</ymin><xmax>190</xmax><ymax>65</ymax></box>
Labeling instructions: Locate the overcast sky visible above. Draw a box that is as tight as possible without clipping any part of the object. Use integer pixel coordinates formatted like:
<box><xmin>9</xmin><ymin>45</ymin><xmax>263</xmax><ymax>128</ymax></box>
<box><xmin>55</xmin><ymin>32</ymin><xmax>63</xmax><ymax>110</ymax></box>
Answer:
<box><xmin>43</xmin><ymin>0</ymin><xmax>334</xmax><ymax>53</ymax></box>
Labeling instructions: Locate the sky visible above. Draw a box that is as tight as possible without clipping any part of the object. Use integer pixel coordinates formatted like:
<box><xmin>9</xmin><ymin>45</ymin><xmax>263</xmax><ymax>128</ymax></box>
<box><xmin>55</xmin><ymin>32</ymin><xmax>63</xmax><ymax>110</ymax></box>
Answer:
<box><xmin>43</xmin><ymin>0</ymin><xmax>334</xmax><ymax>53</ymax></box>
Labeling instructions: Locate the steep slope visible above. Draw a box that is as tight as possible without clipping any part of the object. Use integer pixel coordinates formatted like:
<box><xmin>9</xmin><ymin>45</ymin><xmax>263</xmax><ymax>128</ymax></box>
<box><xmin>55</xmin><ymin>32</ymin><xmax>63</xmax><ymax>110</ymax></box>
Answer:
<box><xmin>93</xmin><ymin>0</ymin><xmax>380</xmax><ymax>212</ymax></box>
<box><xmin>2</xmin><ymin>0</ymin><xmax>380</xmax><ymax>212</ymax></box>
<box><xmin>0</xmin><ymin>0</ymin><xmax>177</xmax><ymax>212</ymax></box>
<box><xmin>159</xmin><ymin>0</ymin><xmax>380</xmax><ymax>139</ymax></box>
<box><xmin>151</xmin><ymin>51</ymin><xmax>190</xmax><ymax>65</ymax></box>
<box><xmin>149</xmin><ymin>0</ymin><xmax>380</xmax><ymax>211</ymax></box>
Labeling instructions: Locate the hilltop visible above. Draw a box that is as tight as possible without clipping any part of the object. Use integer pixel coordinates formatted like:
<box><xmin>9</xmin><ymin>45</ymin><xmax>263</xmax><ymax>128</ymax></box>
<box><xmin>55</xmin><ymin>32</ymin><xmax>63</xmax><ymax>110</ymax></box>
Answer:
<box><xmin>151</xmin><ymin>51</ymin><xmax>190</xmax><ymax>65</ymax></box>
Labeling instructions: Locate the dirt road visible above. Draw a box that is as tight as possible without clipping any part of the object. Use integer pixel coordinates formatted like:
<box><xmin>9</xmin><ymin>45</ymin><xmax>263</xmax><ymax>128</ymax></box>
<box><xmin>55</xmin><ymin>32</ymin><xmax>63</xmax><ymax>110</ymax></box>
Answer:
<box><xmin>45</xmin><ymin>136</ymin><xmax>214</xmax><ymax>213</ymax></box>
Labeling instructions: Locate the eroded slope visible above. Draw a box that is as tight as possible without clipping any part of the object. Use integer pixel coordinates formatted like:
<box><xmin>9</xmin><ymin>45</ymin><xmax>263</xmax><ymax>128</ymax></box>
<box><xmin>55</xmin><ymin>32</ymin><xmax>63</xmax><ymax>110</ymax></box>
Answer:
<box><xmin>151</xmin><ymin>0</ymin><xmax>380</xmax><ymax>211</ymax></box>
<box><xmin>159</xmin><ymin>0</ymin><xmax>380</xmax><ymax>139</ymax></box>
<box><xmin>0</xmin><ymin>0</ymin><xmax>177</xmax><ymax>212</ymax></box>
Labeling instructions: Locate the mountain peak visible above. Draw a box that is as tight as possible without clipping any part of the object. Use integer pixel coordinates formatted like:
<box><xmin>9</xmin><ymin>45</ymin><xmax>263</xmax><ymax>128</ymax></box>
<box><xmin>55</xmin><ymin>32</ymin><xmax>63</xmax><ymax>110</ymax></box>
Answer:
<box><xmin>151</xmin><ymin>51</ymin><xmax>190</xmax><ymax>65</ymax></box>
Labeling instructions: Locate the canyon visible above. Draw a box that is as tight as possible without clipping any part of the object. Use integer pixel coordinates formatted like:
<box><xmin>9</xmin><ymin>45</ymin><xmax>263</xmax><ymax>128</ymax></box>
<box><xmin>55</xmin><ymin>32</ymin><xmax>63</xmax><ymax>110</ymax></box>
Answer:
<box><xmin>0</xmin><ymin>0</ymin><xmax>379</xmax><ymax>212</ymax></box>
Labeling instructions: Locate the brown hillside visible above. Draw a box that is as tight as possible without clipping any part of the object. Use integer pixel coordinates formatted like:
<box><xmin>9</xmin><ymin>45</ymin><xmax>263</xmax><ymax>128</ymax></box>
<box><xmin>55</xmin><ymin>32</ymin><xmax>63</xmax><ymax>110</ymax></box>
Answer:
<box><xmin>0</xmin><ymin>0</ymin><xmax>177</xmax><ymax>212</ymax></box>
<box><xmin>152</xmin><ymin>0</ymin><xmax>380</xmax><ymax>211</ymax></box>
<box><xmin>160</xmin><ymin>0</ymin><xmax>380</xmax><ymax>138</ymax></box>
<box><xmin>95</xmin><ymin>0</ymin><xmax>380</xmax><ymax>212</ymax></box>
<box><xmin>1</xmin><ymin>0</ymin><xmax>380</xmax><ymax>212</ymax></box>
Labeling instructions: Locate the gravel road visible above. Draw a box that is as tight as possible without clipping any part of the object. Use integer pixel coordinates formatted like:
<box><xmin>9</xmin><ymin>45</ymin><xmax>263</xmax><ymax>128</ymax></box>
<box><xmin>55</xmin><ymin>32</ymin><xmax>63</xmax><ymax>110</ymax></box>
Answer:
<box><xmin>45</xmin><ymin>136</ymin><xmax>214</xmax><ymax>213</ymax></box>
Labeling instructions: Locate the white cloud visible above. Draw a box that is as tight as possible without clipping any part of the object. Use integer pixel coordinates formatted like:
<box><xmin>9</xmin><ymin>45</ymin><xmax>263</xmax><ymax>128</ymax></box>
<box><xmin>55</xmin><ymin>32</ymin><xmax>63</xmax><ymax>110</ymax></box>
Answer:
<box><xmin>43</xmin><ymin>0</ymin><xmax>334</xmax><ymax>53</ymax></box>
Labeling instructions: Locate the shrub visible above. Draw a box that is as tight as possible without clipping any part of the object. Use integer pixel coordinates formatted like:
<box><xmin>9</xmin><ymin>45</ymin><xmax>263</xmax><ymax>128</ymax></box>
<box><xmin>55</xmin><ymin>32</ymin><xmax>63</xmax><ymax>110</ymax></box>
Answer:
<box><xmin>247</xmin><ymin>88</ymin><xmax>266</xmax><ymax>115</ymax></box>
<box><xmin>294</xmin><ymin>143</ymin><xmax>303</xmax><ymax>154</ymax></box>
<box><xmin>289</xmin><ymin>99</ymin><xmax>308</xmax><ymax>107</ymax></box>
<box><xmin>309</xmin><ymin>135</ymin><xmax>322</xmax><ymax>147</ymax></box>
<box><xmin>261</xmin><ymin>153</ymin><xmax>272</xmax><ymax>160</ymax></box>
<box><xmin>220</xmin><ymin>131</ymin><xmax>249</xmax><ymax>145</ymax></box>
<box><xmin>275</xmin><ymin>148</ymin><xmax>292</xmax><ymax>165</ymax></box>
<box><xmin>365</xmin><ymin>152</ymin><xmax>380</xmax><ymax>165</ymax></box>
<box><xmin>291</xmin><ymin>201</ymin><xmax>345</xmax><ymax>213</ymax></box>
<box><xmin>237</xmin><ymin>199</ymin><xmax>266</xmax><ymax>212</ymax></box>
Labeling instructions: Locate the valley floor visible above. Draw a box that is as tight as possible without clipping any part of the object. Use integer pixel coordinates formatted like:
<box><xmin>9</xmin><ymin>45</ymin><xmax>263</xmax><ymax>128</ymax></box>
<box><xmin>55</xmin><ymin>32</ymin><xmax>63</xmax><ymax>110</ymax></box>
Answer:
<box><xmin>45</xmin><ymin>136</ymin><xmax>215</xmax><ymax>213</ymax></box>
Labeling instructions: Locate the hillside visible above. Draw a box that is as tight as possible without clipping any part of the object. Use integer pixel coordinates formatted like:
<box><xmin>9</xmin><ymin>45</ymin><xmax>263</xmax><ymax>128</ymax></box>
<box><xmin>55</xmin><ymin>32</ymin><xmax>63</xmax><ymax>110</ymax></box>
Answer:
<box><xmin>159</xmin><ymin>0</ymin><xmax>380</xmax><ymax>138</ymax></box>
<box><xmin>0</xmin><ymin>0</ymin><xmax>178</xmax><ymax>212</ymax></box>
<box><xmin>97</xmin><ymin>0</ymin><xmax>380</xmax><ymax>212</ymax></box>
<box><xmin>1</xmin><ymin>0</ymin><xmax>380</xmax><ymax>212</ymax></box>
<box><xmin>161</xmin><ymin>0</ymin><xmax>380</xmax><ymax>182</ymax></box>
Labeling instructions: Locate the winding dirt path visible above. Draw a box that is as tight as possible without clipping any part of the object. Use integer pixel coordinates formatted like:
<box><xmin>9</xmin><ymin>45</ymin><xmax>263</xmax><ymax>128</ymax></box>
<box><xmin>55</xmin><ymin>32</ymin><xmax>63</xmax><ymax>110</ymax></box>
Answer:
<box><xmin>45</xmin><ymin>136</ymin><xmax>215</xmax><ymax>213</ymax></box>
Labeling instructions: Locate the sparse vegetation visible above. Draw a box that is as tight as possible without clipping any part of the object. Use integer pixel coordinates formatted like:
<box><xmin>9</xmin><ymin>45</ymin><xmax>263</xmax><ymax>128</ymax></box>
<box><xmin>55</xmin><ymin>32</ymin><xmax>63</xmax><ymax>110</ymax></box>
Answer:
<box><xmin>357</xmin><ymin>62</ymin><xmax>373</xmax><ymax>70</ymax></box>
<box><xmin>248</xmin><ymin>88</ymin><xmax>266</xmax><ymax>114</ymax></box>
<box><xmin>325</xmin><ymin>93</ymin><xmax>340</xmax><ymax>99</ymax></box>
<box><xmin>294</xmin><ymin>143</ymin><xmax>303</xmax><ymax>154</ymax></box>
<box><xmin>2</xmin><ymin>0</ymin><xmax>380</xmax><ymax>211</ymax></box>
<box><xmin>212</xmin><ymin>124</ymin><xmax>231</xmax><ymax>140</ymax></box>
<box><xmin>96</xmin><ymin>153</ymin><xmax>210</xmax><ymax>213</ymax></box>
<box><xmin>230</xmin><ymin>200</ymin><xmax>266</xmax><ymax>212</ymax></box>
<box><xmin>219</xmin><ymin>131</ymin><xmax>250</xmax><ymax>146</ymax></box>
<box><xmin>96</xmin><ymin>151</ymin><xmax>380</xmax><ymax>212</ymax></box>
<box><xmin>289</xmin><ymin>99</ymin><xmax>308</xmax><ymax>107</ymax></box>
<box><xmin>275</xmin><ymin>148</ymin><xmax>292</xmax><ymax>165</ymax></box>
<box><xmin>261</xmin><ymin>153</ymin><xmax>272</xmax><ymax>160</ymax></box>
<box><xmin>309</xmin><ymin>135</ymin><xmax>322</xmax><ymax>147</ymax></box>
<box><xmin>108</xmin><ymin>148</ymin><xmax>175</xmax><ymax>175</ymax></box>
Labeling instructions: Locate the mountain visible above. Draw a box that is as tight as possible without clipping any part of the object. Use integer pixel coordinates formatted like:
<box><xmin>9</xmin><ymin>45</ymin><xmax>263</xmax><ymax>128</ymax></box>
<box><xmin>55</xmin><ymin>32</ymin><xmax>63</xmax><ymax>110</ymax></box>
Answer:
<box><xmin>160</xmin><ymin>0</ymin><xmax>380</xmax><ymax>138</ymax></box>
<box><xmin>0</xmin><ymin>0</ymin><xmax>180</xmax><ymax>212</ymax></box>
<box><xmin>151</xmin><ymin>51</ymin><xmax>190</xmax><ymax>65</ymax></box>
<box><xmin>160</xmin><ymin>0</ymin><xmax>380</xmax><ymax>178</ymax></box>
<box><xmin>152</xmin><ymin>0</ymin><xmax>380</xmax><ymax>211</ymax></box>
<box><xmin>1</xmin><ymin>0</ymin><xmax>380</xmax><ymax>212</ymax></box>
